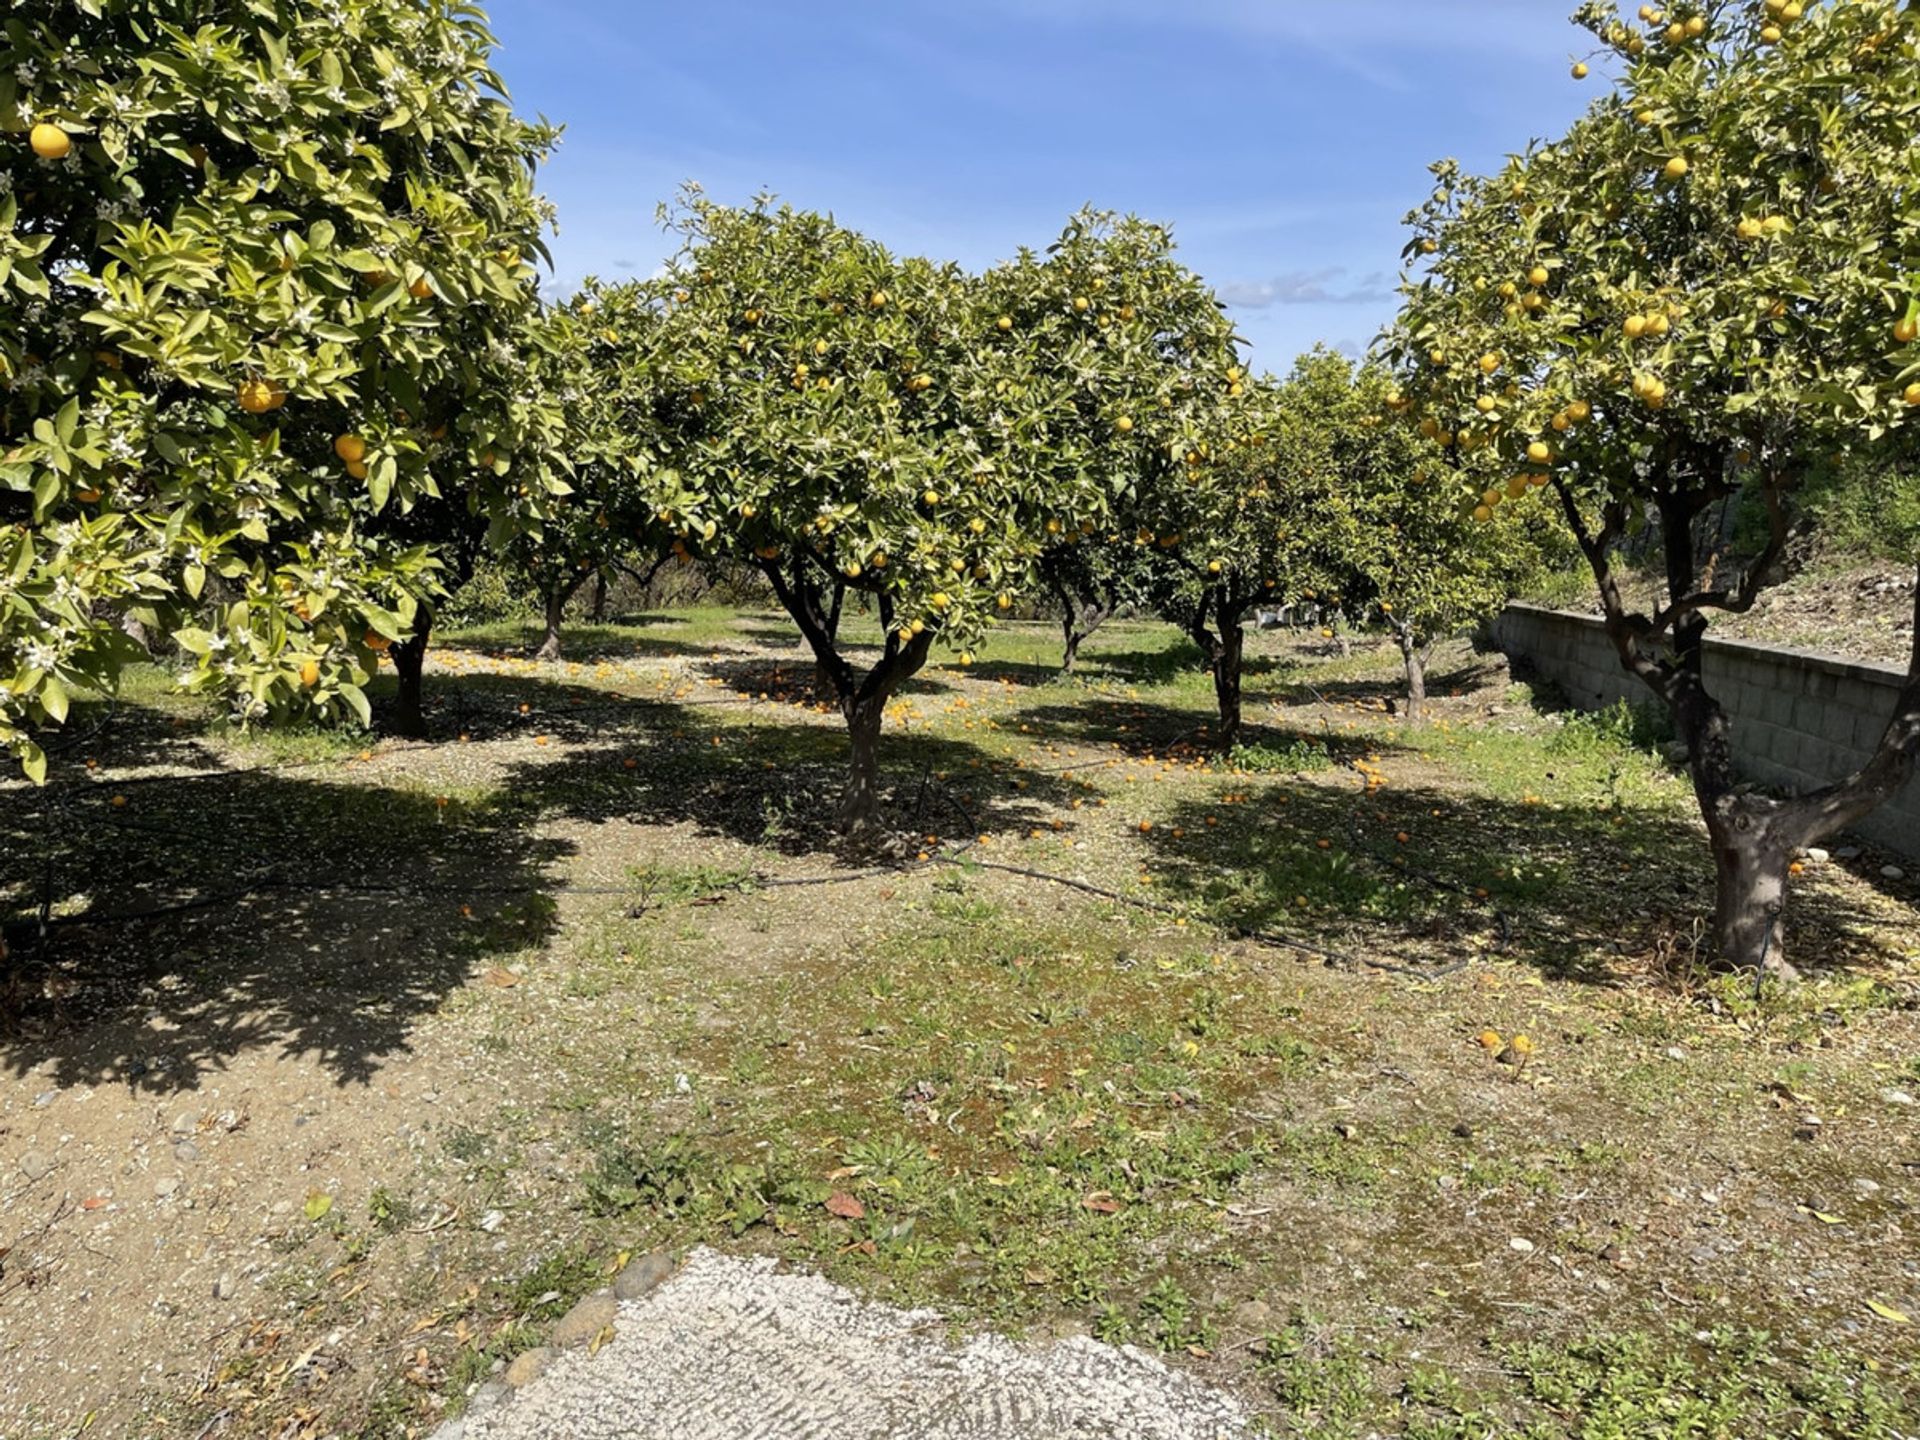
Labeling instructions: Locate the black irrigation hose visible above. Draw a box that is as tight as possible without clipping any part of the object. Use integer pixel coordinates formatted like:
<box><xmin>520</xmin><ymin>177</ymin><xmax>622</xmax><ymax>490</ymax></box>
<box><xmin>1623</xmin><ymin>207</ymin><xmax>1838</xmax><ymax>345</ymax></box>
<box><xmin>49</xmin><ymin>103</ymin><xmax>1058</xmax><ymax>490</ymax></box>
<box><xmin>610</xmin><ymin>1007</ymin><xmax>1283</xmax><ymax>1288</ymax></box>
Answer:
<box><xmin>929</xmin><ymin>853</ymin><xmax>1471</xmax><ymax>983</ymax></box>
<box><xmin>12</xmin><ymin>871</ymin><xmax>899</xmax><ymax>935</ymax></box>
<box><xmin>11</xmin><ymin>694</ymin><xmax>1475</xmax><ymax>987</ymax></box>
<box><xmin>37</xmin><ymin>697</ymin><xmax>120</xmax><ymax>757</ymax></box>
<box><xmin>908</xmin><ymin>771</ymin><xmax>1471</xmax><ymax>982</ymax></box>
<box><xmin>1341</xmin><ymin>810</ymin><xmax>1515</xmax><ymax>953</ymax></box>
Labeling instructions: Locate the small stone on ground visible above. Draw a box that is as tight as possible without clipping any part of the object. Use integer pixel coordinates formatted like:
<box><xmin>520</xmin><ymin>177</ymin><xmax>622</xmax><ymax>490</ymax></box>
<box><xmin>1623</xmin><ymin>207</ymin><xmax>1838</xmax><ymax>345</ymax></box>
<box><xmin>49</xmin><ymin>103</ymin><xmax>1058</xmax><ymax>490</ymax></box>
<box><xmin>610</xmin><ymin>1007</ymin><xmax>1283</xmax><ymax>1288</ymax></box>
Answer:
<box><xmin>612</xmin><ymin>1250</ymin><xmax>675</xmax><ymax>1301</ymax></box>
<box><xmin>549</xmin><ymin>1290</ymin><xmax>618</xmax><ymax>1348</ymax></box>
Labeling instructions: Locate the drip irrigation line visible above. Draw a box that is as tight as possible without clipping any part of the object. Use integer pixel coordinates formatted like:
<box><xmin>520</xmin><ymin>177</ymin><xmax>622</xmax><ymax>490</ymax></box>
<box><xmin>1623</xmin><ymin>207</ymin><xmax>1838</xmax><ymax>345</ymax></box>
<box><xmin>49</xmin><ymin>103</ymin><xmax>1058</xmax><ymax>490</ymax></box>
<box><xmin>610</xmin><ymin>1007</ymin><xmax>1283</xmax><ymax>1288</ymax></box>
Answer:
<box><xmin>5</xmin><ymin>865</ymin><xmax>909</xmax><ymax>936</ymax></box>
<box><xmin>929</xmin><ymin>852</ymin><xmax>1470</xmax><ymax>982</ymax></box>
<box><xmin>1342</xmin><ymin>812</ymin><xmax>1515</xmax><ymax>952</ymax></box>
<box><xmin>38</xmin><ymin>698</ymin><xmax>120</xmax><ymax>757</ymax></box>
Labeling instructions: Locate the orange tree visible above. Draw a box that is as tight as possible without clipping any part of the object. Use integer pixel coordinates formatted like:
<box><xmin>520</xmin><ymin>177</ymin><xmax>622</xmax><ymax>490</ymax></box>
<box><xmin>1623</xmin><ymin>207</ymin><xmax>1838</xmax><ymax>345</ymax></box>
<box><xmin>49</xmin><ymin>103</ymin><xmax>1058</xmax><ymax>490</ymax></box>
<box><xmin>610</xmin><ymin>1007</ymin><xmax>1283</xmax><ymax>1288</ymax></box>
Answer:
<box><xmin>1</xmin><ymin>0</ymin><xmax>563</xmax><ymax>774</ymax></box>
<box><xmin>1337</xmin><ymin>369</ymin><xmax>1569</xmax><ymax>720</ymax></box>
<box><xmin>1128</xmin><ymin>354</ymin><xmax>1369</xmax><ymax>750</ymax></box>
<box><xmin>506</xmin><ymin>284</ymin><xmax>679</xmax><ymax>664</ymax></box>
<box><xmin>1391</xmin><ymin>0</ymin><xmax>1920</xmax><ymax>975</ymax></box>
<box><xmin>648</xmin><ymin>197</ymin><xmax>1235</xmax><ymax>829</ymax></box>
<box><xmin>985</xmin><ymin>215</ymin><xmax>1241</xmax><ymax>674</ymax></box>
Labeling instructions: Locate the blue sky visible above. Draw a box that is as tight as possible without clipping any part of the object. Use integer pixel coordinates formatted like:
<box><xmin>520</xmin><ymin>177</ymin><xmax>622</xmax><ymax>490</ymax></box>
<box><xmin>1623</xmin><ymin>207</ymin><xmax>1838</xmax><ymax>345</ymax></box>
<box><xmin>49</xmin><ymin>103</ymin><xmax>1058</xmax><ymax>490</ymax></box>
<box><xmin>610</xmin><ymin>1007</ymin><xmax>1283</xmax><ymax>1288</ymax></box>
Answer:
<box><xmin>485</xmin><ymin>0</ymin><xmax>1606</xmax><ymax>368</ymax></box>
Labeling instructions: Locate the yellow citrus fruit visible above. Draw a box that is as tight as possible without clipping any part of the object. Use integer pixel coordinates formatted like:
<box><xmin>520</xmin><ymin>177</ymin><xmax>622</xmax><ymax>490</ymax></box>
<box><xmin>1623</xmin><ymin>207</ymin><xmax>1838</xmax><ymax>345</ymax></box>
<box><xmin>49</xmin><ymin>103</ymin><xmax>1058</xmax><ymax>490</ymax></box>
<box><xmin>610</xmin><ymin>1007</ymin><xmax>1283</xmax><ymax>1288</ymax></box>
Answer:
<box><xmin>1115</xmin><ymin>415</ymin><xmax>1134</xmax><ymax>433</ymax></box>
<box><xmin>1664</xmin><ymin>156</ymin><xmax>1689</xmax><ymax>180</ymax></box>
<box><xmin>237</xmin><ymin>378</ymin><xmax>277</xmax><ymax>414</ymax></box>
<box><xmin>1624</xmin><ymin>315</ymin><xmax>1648</xmax><ymax>339</ymax></box>
<box><xmin>334</xmin><ymin>434</ymin><xmax>367</xmax><ymax>464</ymax></box>
<box><xmin>1894</xmin><ymin>317</ymin><xmax>1919</xmax><ymax>345</ymax></box>
<box><xmin>1571</xmin><ymin>62</ymin><xmax>1589</xmax><ymax>79</ymax></box>
<box><xmin>1527</xmin><ymin>441</ymin><xmax>1552</xmax><ymax>464</ymax></box>
<box><xmin>299</xmin><ymin>660</ymin><xmax>320</xmax><ymax>688</ymax></box>
<box><xmin>30</xmin><ymin>122</ymin><xmax>72</xmax><ymax>159</ymax></box>
<box><xmin>1527</xmin><ymin>266</ymin><xmax>1550</xmax><ymax>287</ymax></box>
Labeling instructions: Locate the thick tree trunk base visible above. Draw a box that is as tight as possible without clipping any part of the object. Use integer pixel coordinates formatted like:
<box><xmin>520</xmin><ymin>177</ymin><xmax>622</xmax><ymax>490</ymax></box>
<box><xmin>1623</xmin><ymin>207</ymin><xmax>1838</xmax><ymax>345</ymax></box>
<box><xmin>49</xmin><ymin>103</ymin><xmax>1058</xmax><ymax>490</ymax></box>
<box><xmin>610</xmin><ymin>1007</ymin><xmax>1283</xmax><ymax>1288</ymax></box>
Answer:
<box><xmin>534</xmin><ymin>587</ymin><xmax>570</xmax><ymax>663</ymax></box>
<box><xmin>1211</xmin><ymin>627</ymin><xmax>1245</xmax><ymax>752</ymax></box>
<box><xmin>838</xmin><ymin>700</ymin><xmax>886</xmax><ymax>833</ymax></box>
<box><xmin>1712</xmin><ymin>828</ymin><xmax>1799</xmax><ymax>981</ymax></box>
<box><xmin>1401</xmin><ymin>641</ymin><xmax>1426</xmax><ymax>723</ymax></box>
<box><xmin>390</xmin><ymin>630</ymin><xmax>432</xmax><ymax>740</ymax></box>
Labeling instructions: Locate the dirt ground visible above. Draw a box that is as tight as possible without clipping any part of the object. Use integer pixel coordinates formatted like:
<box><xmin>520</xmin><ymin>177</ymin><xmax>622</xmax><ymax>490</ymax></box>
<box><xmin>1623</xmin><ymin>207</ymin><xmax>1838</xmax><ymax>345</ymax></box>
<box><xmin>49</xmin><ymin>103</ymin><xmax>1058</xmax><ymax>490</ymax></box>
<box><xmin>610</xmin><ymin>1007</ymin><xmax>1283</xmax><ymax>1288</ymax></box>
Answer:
<box><xmin>2</xmin><ymin>614</ymin><xmax>1916</xmax><ymax>1439</ymax></box>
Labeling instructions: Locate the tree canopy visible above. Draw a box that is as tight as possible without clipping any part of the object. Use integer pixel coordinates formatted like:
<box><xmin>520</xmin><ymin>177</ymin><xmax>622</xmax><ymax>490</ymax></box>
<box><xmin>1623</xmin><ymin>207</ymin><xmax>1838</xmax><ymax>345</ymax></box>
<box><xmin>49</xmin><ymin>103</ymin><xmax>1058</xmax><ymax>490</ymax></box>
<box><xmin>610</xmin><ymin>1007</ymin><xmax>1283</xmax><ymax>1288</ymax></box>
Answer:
<box><xmin>2</xmin><ymin>0</ymin><xmax>562</xmax><ymax>775</ymax></box>
<box><xmin>1390</xmin><ymin>0</ymin><xmax>1920</xmax><ymax>972</ymax></box>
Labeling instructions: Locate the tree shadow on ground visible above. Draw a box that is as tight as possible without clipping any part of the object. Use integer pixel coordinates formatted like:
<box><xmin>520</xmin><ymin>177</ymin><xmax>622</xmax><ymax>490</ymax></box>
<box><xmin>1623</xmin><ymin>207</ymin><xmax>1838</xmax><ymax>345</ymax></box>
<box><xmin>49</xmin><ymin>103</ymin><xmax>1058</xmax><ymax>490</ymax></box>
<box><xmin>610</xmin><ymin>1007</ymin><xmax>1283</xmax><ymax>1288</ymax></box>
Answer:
<box><xmin>1</xmin><ymin>716</ymin><xmax>567</xmax><ymax>1093</ymax></box>
<box><xmin>734</xmin><ymin>623</ymin><xmax>807</xmax><ymax>649</ymax></box>
<box><xmin>495</xmin><ymin>713</ymin><xmax>1087</xmax><ymax>862</ymax></box>
<box><xmin>947</xmin><ymin>658</ymin><xmax>1066</xmax><ymax>688</ymax></box>
<box><xmin>1266</xmin><ymin>661</ymin><xmax>1507</xmax><ymax>714</ymax></box>
<box><xmin>1012</xmin><ymin>695</ymin><xmax>1409</xmax><ymax>767</ymax></box>
<box><xmin>435</xmin><ymin>624</ymin><xmax>755</xmax><ymax>664</ymax></box>
<box><xmin>1076</xmin><ymin>643</ymin><xmax>1299</xmax><ymax>688</ymax></box>
<box><xmin>1137</xmin><ymin>773</ymin><xmax>1902</xmax><ymax>986</ymax></box>
<box><xmin>692</xmin><ymin>657</ymin><xmax>959</xmax><ymax>703</ymax></box>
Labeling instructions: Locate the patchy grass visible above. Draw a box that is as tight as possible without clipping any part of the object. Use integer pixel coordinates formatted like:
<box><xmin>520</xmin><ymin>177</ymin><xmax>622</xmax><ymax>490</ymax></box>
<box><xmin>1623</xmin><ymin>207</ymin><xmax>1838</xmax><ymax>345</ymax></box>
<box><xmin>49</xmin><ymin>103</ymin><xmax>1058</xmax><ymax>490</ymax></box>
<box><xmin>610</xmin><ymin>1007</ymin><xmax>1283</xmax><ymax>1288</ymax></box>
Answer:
<box><xmin>3</xmin><ymin>611</ymin><xmax>1916</xmax><ymax>1439</ymax></box>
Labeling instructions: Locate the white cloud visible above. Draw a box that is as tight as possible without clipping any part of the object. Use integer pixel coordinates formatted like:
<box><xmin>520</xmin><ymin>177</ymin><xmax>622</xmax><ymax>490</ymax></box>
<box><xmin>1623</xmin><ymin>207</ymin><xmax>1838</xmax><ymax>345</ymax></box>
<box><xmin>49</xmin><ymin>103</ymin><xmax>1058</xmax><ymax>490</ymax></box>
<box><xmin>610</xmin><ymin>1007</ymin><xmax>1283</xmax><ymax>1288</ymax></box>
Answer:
<box><xmin>1220</xmin><ymin>267</ymin><xmax>1395</xmax><ymax>308</ymax></box>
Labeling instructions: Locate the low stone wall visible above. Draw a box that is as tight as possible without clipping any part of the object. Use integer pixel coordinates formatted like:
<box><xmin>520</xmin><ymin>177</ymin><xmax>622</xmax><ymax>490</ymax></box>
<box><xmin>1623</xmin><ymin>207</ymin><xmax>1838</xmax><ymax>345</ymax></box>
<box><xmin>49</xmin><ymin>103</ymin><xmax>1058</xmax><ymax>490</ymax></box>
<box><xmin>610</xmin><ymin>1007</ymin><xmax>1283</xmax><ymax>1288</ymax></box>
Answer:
<box><xmin>1491</xmin><ymin>603</ymin><xmax>1918</xmax><ymax>861</ymax></box>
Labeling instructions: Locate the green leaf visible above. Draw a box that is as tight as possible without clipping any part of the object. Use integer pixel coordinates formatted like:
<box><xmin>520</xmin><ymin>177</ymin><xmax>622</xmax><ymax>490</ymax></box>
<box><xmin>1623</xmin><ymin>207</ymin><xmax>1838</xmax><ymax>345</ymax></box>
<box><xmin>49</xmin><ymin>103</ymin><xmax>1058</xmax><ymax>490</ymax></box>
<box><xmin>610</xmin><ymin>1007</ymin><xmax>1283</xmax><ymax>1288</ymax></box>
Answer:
<box><xmin>337</xmin><ymin>683</ymin><xmax>372</xmax><ymax>729</ymax></box>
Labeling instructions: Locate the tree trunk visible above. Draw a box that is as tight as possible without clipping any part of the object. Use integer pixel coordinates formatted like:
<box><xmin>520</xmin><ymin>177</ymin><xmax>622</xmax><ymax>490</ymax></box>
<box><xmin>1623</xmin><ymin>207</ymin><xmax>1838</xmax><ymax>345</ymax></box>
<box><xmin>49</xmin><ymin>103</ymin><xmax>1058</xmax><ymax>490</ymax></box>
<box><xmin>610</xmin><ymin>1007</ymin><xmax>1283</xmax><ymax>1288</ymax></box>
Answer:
<box><xmin>1061</xmin><ymin>595</ymin><xmax>1113</xmax><ymax>674</ymax></box>
<box><xmin>1211</xmin><ymin>623</ymin><xmax>1245</xmax><ymax>751</ymax></box>
<box><xmin>1709</xmin><ymin>803</ymin><xmax>1796</xmax><ymax>980</ymax></box>
<box><xmin>118</xmin><ymin>610</ymin><xmax>152</xmax><ymax>655</ymax></box>
<box><xmin>758</xmin><ymin>555</ymin><xmax>934</xmax><ymax>834</ymax></box>
<box><xmin>838</xmin><ymin>694</ymin><xmax>887</xmax><ymax>832</ymax></box>
<box><xmin>534</xmin><ymin>585</ymin><xmax>569</xmax><ymax>663</ymax></box>
<box><xmin>1398</xmin><ymin>629</ymin><xmax>1426</xmax><ymax>721</ymax></box>
<box><xmin>1555</xmin><ymin>470</ymin><xmax>1920</xmax><ymax>983</ymax></box>
<box><xmin>391</xmin><ymin>617</ymin><xmax>433</xmax><ymax>740</ymax></box>
<box><xmin>590</xmin><ymin>573</ymin><xmax>608</xmax><ymax>624</ymax></box>
<box><xmin>814</xmin><ymin>581</ymin><xmax>847</xmax><ymax>703</ymax></box>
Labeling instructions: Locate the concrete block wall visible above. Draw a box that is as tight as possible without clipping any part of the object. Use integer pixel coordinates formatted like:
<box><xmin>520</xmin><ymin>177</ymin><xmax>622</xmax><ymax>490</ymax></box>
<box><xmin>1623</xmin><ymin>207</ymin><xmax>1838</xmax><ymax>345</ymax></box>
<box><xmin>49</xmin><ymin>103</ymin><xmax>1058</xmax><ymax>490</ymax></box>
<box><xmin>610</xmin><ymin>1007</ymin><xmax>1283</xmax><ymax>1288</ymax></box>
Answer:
<box><xmin>1491</xmin><ymin>604</ymin><xmax>1918</xmax><ymax>861</ymax></box>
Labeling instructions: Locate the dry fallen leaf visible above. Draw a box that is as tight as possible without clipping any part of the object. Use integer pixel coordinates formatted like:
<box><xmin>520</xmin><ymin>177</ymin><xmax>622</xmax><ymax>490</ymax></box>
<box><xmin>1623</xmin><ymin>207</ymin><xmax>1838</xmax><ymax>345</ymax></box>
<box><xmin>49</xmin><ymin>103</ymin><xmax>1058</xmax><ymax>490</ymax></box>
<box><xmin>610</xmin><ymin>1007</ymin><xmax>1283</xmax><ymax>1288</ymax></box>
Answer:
<box><xmin>482</xmin><ymin>967</ymin><xmax>520</xmax><ymax>988</ymax></box>
<box><xmin>1865</xmin><ymin>1298</ymin><xmax>1911</xmax><ymax>1324</ymax></box>
<box><xmin>824</xmin><ymin>1191</ymin><xmax>866</xmax><ymax>1220</ymax></box>
<box><xmin>1082</xmin><ymin>1191</ymin><xmax>1121</xmax><ymax>1215</ymax></box>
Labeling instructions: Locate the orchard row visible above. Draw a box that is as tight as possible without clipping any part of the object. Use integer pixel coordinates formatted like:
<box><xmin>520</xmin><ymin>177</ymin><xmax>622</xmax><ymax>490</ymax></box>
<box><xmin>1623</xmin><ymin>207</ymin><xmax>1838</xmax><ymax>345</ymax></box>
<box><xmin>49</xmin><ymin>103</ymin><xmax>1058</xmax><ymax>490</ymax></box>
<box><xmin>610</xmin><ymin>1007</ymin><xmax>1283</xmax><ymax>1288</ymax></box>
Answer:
<box><xmin>3</xmin><ymin>0</ymin><xmax>1917</xmax><ymax>973</ymax></box>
